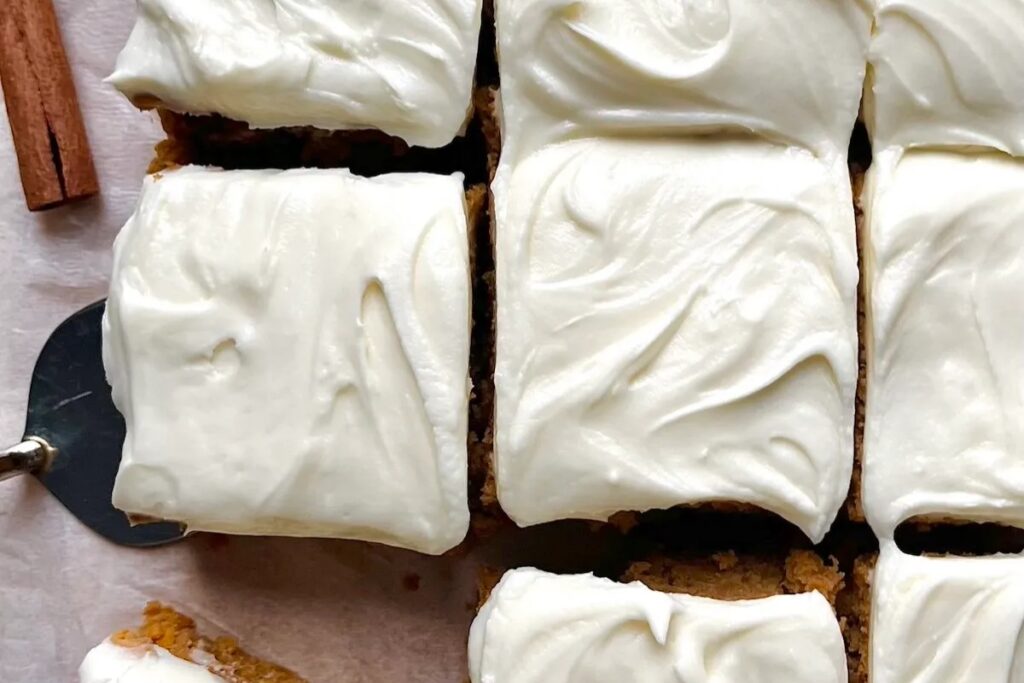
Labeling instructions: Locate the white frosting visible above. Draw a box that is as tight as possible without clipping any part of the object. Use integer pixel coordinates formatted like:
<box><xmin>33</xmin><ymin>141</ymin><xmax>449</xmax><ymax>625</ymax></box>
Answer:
<box><xmin>469</xmin><ymin>568</ymin><xmax>848</xmax><ymax>683</ymax></box>
<box><xmin>104</xmin><ymin>167</ymin><xmax>471</xmax><ymax>555</ymax></box>
<box><xmin>493</xmin><ymin>138</ymin><xmax>858</xmax><ymax>542</ymax></box>
<box><xmin>863</xmin><ymin>150</ymin><xmax>1024</xmax><ymax>536</ymax></box>
<box><xmin>79</xmin><ymin>640</ymin><xmax>223</xmax><ymax>683</ymax></box>
<box><xmin>495</xmin><ymin>0</ymin><xmax>871</xmax><ymax>160</ymax></box>
<box><xmin>108</xmin><ymin>0</ymin><xmax>483</xmax><ymax>148</ymax></box>
<box><xmin>867</xmin><ymin>0</ymin><xmax>1024</xmax><ymax>156</ymax></box>
<box><xmin>871</xmin><ymin>543</ymin><xmax>1024</xmax><ymax>683</ymax></box>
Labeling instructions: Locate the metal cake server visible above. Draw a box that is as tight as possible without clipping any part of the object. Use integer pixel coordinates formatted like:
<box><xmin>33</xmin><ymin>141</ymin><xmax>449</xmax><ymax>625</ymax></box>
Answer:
<box><xmin>0</xmin><ymin>301</ymin><xmax>183</xmax><ymax>547</ymax></box>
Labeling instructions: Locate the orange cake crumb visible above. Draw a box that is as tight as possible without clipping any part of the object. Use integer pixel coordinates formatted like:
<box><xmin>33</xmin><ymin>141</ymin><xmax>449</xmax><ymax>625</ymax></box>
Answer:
<box><xmin>114</xmin><ymin>602</ymin><xmax>305</xmax><ymax>683</ymax></box>
<box><xmin>839</xmin><ymin>555</ymin><xmax>874</xmax><ymax>683</ymax></box>
<box><xmin>623</xmin><ymin>550</ymin><xmax>844</xmax><ymax>603</ymax></box>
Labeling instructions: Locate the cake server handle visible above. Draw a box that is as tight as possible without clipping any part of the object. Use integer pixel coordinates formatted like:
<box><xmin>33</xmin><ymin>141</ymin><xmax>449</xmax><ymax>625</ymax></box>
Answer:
<box><xmin>0</xmin><ymin>438</ymin><xmax>55</xmax><ymax>482</ymax></box>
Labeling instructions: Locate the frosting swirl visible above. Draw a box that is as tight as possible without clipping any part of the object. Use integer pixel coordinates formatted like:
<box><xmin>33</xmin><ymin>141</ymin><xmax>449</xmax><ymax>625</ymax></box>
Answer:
<box><xmin>496</xmin><ymin>0</ymin><xmax>871</xmax><ymax>159</ymax></box>
<box><xmin>867</xmin><ymin>0</ymin><xmax>1024</xmax><ymax>155</ymax></box>
<box><xmin>494</xmin><ymin>138</ymin><xmax>858</xmax><ymax>542</ymax></box>
<box><xmin>871</xmin><ymin>543</ymin><xmax>1024</xmax><ymax>683</ymax></box>
<box><xmin>79</xmin><ymin>640</ymin><xmax>222</xmax><ymax>683</ymax></box>
<box><xmin>105</xmin><ymin>168</ymin><xmax>471</xmax><ymax>554</ymax></box>
<box><xmin>863</xmin><ymin>150</ymin><xmax>1024</xmax><ymax>535</ymax></box>
<box><xmin>469</xmin><ymin>568</ymin><xmax>848</xmax><ymax>683</ymax></box>
<box><xmin>109</xmin><ymin>0</ymin><xmax>483</xmax><ymax>147</ymax></box>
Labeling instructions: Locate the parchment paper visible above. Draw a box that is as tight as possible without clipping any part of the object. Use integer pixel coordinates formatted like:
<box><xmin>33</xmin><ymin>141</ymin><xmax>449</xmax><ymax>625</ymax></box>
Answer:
<box><xmin>0</xmin><ymin>3</ymin><xmax>613</xmax><ymax>681</ymax></box>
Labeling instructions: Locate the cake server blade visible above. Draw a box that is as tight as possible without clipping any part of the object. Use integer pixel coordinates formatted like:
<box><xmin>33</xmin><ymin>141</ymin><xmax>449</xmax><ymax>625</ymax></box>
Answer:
<box><xmin>0</xmin><ymin>301</ymin><xmax>183</xmax><ymax>547</ymax></box>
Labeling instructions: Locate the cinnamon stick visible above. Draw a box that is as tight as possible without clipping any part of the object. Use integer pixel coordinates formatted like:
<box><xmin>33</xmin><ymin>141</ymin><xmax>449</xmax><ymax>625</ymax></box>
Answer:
<box><xmin>0</xmin><ymin>0</ymin><xmax>98</xmax><ymax>211</ymax></box>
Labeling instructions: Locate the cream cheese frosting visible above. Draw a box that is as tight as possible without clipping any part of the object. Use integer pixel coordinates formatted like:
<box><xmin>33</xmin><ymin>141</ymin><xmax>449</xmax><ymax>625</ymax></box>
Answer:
<box><xmin>862</xmin><ymin>150</ymin><xmax>1024</xmax><ymax>536</ymax></box>
<box><xmin>104</xmin><ymin>167</ymin><xmax>471</xmax><ymax>555</ymax></box>
<box><xmin>871</xmin><ymin>542</ymin><xmax>1024</xmax><ymax>683</ymax></box>
<box><xmin>867</xmin><ymin>0</ymin><xmax>1024</xmax><ymax>156</ymax></box>
<box><xmin>495</xmin><ymin>0</ymin><xmax>871</xmax><ymax>160</ymax></box>
<box><xmin>493</xmin><ymin>138</ymin><xmax>858</xmax><ymax>542</ymax></box>
<box><xmin>79</xmin><ymin>640</ymin><xmax>223</xmax><ymax>683</ymax></box>
<box><xmin>468</xmin><ymin>568</ymin><xmax>848</xmax><ymax>683</ymax></box>
<box><xmin>108</xmin><ymin>0</ymin><xmax>483</xmax><ymax>148</ymax></box>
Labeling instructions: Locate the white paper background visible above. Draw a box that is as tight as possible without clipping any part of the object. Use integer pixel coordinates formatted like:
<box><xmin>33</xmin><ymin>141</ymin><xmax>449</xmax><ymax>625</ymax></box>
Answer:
<box><xmin>0</xmin><ymin>3</ymin><xmax>501</xmax><ymax>681</ymax></box>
